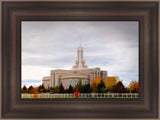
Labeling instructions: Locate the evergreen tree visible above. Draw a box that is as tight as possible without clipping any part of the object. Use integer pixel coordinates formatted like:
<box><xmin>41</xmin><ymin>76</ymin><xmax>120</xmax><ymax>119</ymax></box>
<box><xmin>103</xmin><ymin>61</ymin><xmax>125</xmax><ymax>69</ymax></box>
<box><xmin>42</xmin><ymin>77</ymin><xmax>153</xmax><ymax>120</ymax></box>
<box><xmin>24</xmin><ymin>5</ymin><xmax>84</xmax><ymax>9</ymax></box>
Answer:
<box><xmin>28</xmin><ymin>85</ymin><xmax>33</xmax><ymax>90</ymax></box>
<box><xmin>50</xmin><ymin>87</ymin><xmax>54</xmax><ymax>93</ymax></box>
<box><xmin>59</xmin><ymin>83</ymin><xmax>64</xmax><ymax>93</ymax></box>
<box><xmin>101</xmin><ymin>87</ymin><xmax>106</xmax><ymax>93</ymax></box>
<box><xmin>47</xmin><ymin>86</ymin><xmax>50</xmax><ymax>92</ymax></box>
<box><xmin>116</xmin><ymin>81</ymin><xmax>125</xmax><ymax>93</ymax></box>
<box><xmin>22</xmin><ymin>85</ymin><xmax>27</xmax><ymax>93</ymax></box>
<box><xmin>73</xmin><ymin>87</ymin><xmax>76</xmax><ymax>92</ymax></box>
<box><xmin>68</xmin><ymin>85</ymin><xmax>73</xmax><ymax>93</ymax></box>
<box><xmin>28</xmin><ymin>85</ymin><xmax>33</xmax><ymax>93</ymax></box>
<box><xmin>23</xmin><ymin>85</ymin><xmax>27</xmax><ymax>91</ymax></box>
<box><xmin>97</xmin><ymin>79</ymin><xmax>106</xmax><ymax>93</ymax></box>
<box><xmin>43</xmin><ymin>88</ymin><xmax>46</xmax><ymax>93</ymax></box>
<box><xmin>84</xmin><ymin>83</ymin><xmax>92</xmax><ymax>93</ymax></box>
<box><xmin>37</xmin><ymin>85</ymin><xmax>42</xmax><ymax>92</ymax></box>
<box><xmin>41</xmin><ymin>84</ymin><xmax>45</xmax><ymax>89</ymax></box>
<box><xmin>77</xmin><ymin>80</ymin><xmax>84</xmax><ymax>93</ymax></box>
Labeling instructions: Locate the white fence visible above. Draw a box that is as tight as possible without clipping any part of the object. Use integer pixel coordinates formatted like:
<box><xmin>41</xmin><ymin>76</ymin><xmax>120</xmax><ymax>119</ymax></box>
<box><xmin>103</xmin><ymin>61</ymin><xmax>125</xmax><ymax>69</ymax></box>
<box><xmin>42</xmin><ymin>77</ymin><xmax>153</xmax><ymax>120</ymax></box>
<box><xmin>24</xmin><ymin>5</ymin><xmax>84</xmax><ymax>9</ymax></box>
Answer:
<box><xmin>21</xmin><ymin>93</ymin><xmax>139</xmax><ymax>99</ymax></box>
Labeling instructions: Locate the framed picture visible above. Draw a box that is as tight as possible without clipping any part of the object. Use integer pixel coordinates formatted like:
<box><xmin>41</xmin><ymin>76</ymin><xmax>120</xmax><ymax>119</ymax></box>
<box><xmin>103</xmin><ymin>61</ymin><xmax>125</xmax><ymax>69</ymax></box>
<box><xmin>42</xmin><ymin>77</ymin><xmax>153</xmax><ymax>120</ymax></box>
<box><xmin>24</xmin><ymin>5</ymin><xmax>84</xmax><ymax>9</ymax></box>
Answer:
<box><xmin>1</xmin><ymin>1</ymin><xmax>159</xmax><ymax>119</ymax></box>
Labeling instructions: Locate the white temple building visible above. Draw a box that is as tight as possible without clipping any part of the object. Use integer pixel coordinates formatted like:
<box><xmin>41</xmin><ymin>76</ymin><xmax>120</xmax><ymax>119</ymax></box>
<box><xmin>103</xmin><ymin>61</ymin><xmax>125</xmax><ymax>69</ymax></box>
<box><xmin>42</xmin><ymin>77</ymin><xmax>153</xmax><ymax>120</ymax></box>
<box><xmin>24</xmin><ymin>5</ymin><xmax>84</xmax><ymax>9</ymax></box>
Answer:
<box><xmin>42</xmin><ymin>35</ymin><xmax>107</xmax><ymax>89</ymax></box>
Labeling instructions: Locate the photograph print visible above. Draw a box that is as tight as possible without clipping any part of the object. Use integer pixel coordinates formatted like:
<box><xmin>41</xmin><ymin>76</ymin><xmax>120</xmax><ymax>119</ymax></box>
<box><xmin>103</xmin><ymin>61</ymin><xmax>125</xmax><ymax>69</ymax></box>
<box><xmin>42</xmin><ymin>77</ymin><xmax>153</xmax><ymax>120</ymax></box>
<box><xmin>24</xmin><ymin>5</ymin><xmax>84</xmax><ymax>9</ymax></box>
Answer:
<box><xmin>21</xmin><ymin>21</ymin><xmax>139</xmax><ymax>99</ymax></box>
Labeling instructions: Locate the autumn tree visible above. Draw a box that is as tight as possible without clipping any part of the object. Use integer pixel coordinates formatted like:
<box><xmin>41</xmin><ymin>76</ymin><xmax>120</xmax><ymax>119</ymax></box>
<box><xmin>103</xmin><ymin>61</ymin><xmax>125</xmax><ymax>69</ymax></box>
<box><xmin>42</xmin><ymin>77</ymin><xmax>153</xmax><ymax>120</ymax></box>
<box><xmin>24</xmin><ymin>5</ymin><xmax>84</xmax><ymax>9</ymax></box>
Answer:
<box><xmin>54</xmin><ymin>86</ymin><xmax>59</xmax><ymax>93</ymax></box>
<box><xmin>91</xmin><ymin>77</ymin><xmax>104</xmax><ymax>93</ymax></box>
<box><xmin>105</xmin><ymin>77</ymin><xmax>117</xmax><ymax>92</ymax></box>
<box><xmin>128</xmin><ymin>81</ymin><xmax>139</xmax><ymax>93</ymax></box>
<box><xmin>32</xmin><ymin>88</ymin><xmax>38</xmax><ymax>98</ymax></box>
<box><xmin>125</xmin><ymin>87</ymin><xmax>130</xmax><ymax>93</ymax></box>
<box><xmin>136</xmin><ymin>85</ymin><xmax>139</xmax><ymax>93</ymax></box>
<box><xmin>74</xmin><ymin>86</ymin><xmax>80</xmax><ymax>98</ymax></box>
<box><xmin>91</xmin><ymin>83</ymin><xmax>98</xmax><ymax>93</ymax></box>
<box><xmin>109</xmin><ymin>85</ymin><xmax>117</xmax><ymax>93</ymax></box>
<box><xmin>116</xmin><ymin>81</ymin><xmax>125</xmax><ymax>93</ymax></box>
<box><xmin>91</xmin><ymin>77</ymin><xmax>102</xmax><ymax>86</ymax></box>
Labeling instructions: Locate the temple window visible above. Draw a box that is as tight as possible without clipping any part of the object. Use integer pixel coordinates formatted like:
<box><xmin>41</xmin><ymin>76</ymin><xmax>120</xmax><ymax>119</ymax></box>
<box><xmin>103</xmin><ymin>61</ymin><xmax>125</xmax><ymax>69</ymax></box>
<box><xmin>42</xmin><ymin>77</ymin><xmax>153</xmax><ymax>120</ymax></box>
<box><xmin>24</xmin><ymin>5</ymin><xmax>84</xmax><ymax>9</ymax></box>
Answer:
<box><xmin>75</xmin><ymin>81</ymin><xmax>77</xmax><ymax>86</ymax></box>
<box><xmin>85</xmin><ymin>81</ymin><xmax>87</xmax><ymax>85</ymax></box>
<box><xmin>70</xmin><ymin>80</ymin><xmax>72</xmax><ymax>85</ymax></box>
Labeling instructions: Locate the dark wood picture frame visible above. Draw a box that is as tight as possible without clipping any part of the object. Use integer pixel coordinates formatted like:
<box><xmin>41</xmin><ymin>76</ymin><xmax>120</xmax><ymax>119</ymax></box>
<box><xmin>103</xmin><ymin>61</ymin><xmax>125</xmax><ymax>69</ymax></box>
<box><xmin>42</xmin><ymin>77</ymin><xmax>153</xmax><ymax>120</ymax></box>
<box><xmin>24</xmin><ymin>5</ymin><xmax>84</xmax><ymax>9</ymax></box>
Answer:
<box><xmin>1</xmin><ymin>1</ymin><xmax>159</xmax><ymax>118</ymax></box>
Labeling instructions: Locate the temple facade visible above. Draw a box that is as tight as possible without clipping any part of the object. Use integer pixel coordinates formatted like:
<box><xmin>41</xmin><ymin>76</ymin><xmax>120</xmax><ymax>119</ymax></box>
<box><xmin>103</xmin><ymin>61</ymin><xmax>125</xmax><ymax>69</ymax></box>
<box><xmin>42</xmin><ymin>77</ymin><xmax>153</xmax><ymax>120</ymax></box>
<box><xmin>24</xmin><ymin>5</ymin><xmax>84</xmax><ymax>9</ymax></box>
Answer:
<box><xmin>42</xmin><ymin>36</ymin><xmax>107</xmax><ymax>89</ymax></box>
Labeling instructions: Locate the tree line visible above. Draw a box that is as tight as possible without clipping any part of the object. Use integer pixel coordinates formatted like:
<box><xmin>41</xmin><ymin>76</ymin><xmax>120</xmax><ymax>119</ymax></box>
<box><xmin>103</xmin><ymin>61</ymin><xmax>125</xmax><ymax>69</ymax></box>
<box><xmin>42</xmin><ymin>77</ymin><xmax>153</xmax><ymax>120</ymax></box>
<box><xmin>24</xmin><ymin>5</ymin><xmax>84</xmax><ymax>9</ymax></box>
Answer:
<box><xmin>21</xmin><ymin>77</ymin><xmax>139</xmax><ymax>94</ymax></box>
<box><xmin>22</xmin><ymin>80</ymin><xmax>92</xmax><ymax>94</ymax></box>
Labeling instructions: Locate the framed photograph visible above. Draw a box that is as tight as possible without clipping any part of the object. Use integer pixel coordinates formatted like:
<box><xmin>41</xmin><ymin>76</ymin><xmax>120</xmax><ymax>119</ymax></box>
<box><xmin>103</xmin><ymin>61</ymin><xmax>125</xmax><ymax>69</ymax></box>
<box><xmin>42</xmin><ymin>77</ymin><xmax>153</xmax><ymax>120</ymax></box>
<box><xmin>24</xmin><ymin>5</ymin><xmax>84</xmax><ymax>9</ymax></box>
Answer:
<box><xmin>1</xmin><ymin>1</ymin><xmax>159</xmax><ymax>119</ymax></box>
<box><xmin>21</xmin><ymin>21</ymin><xmax>139</xmax><ymax>99</ymax></box>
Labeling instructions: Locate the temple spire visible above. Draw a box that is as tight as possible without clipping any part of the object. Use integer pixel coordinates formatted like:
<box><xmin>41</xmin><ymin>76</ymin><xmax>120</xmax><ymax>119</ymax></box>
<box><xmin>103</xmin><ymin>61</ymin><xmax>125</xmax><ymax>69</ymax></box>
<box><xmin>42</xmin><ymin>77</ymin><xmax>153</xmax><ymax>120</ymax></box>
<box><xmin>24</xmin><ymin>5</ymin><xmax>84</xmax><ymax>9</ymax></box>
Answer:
<box><xmin>72</xmin><ymin>34</ymin><xmax>88</xmax><ymax>70</ymax></box>
<box><xmin>80</xmin><ymin>33</ymin><xmax>81</xmax><ymax>46</ymax></box>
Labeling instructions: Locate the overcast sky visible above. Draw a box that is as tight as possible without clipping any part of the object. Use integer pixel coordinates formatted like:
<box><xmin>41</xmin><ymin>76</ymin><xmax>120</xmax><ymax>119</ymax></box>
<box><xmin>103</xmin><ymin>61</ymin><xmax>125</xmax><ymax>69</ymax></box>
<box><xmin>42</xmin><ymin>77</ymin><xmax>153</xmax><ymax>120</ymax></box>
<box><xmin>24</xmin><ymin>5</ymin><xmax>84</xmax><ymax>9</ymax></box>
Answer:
<box><xmin>22</xmin><ymin>21</ymin><xmax>139</xmax><ymax>88</ymax></box>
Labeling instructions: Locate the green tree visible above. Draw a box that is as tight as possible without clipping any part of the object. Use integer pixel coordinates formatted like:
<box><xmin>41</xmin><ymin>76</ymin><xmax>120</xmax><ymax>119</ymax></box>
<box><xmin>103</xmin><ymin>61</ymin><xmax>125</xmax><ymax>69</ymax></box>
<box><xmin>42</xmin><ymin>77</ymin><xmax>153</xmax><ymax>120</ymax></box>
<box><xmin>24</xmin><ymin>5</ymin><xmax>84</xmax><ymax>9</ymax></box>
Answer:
<box><xmin>41</xmin><ymin>84</ymin><xmax>45</xmax><ymax>89</ymax></box>
<box><xmin>37</xmin><ymin>84</ymin><xmax>45</xmax><ymax>93</ymax></box>
<box><xmin>59</xmin><ymin>83</ymin><xmax>64</xmax><ymax>93</ymax></box>
<box><xmin>37</xmin><ymin>85</ymin><xmax>42</xmax><ymax>92</ymax></box>
<box><xmin>47</xmin><ymin>86</ymin><xmax>50</xmax><ymax>92</ymax></box>
<box><xmin>68</xmin><ymin>85</ymin><xmax>73</xmax><ymax>93</ymax></box>
<box><xmin>101</xmin><ymin>87</ymin><xmax>106</xmax><ymax>93</ymax></box>
<box><xmin>28</xmin><ymin>85</ymin><xmax>34</xmax><ymax>93</ymax></box>
<box><xmin>73</xmin><ymin>87</ymin><xmax>76</xmax><ymax>92</ymax></box>
<box><xmin>22</xmin><ymin>85</ymin><xmax>27</xmax><ymax>93</ymax></box>
<box><xmin>77</xmin><ymin>80</ymin><xmax>84</xmax><ymax>93</ymax></box>
<box><xmin>84</xmin><ymin>84</ymin><xmax>92</xmax><ymax>93</ymax></box>
<box><xmin>28</xmin><ymin>85</ymin><xmax>33</xmax><ymax>90</ymax></box>
<box><xmin>43</xmin><ymin>88</ymin><xmax>46</xmax><ymax>93</ymax></box>
<box><xmin>97</xmin><ymin>79</ymin><xmax>106</xmax><ymax>93</ymax></box>
<box><xmin>23</xmin><ymin>85</ymin><xmax>27</xmax><ymax>91</ymax></box>
<box><xmin>50</xmin><ymin>87</ymin><xmax>55</xmax><ymax>93</ymax></box>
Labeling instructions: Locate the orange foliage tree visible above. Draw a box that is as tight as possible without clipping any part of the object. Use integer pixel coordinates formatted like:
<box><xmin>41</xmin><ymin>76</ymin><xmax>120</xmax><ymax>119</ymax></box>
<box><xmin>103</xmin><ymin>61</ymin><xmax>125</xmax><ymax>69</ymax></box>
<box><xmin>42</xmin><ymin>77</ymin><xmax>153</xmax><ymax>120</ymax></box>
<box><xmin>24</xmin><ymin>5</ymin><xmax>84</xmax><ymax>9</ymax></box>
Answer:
<box><xmin>54</xmin><ymin>86</ymin><xmax>59</xmax><ymax>93</ymax></box>
<box><xmin>32</xmin><ymin>88</ymin><xmax>38</xmax><ymax>98</ymax></box>
<box><xmin>91</xmin><ymin>77</ymin><xmax>105</xmax><ymax>93</ymax></box>
<box><xmin>105</xmin><ymin>77</ymin><xmax>117</xmax><ymax>90</ymax></box>
<box><xmin>74</xmin><ymin>86</ymin><xmax>80</xmax><ymax>98</ymax></box>
<box><xmin>128</xmin><ymin>81</ymin><xmax>139</xmax><ymax>93</ymax></box>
